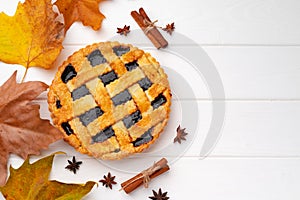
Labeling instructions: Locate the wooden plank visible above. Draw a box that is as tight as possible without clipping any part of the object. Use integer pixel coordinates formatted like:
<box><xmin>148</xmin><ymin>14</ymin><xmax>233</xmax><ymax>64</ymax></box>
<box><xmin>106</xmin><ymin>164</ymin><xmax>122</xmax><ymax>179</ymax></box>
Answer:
<box><xmin>3</xmin><ymin>157</ymin><xmax>299</xmax><ymax>200</ymax></box>
<box><xmin>31</xmin><ymin>100</ymin><xmax>300</xmax><ymax>157</ymax></box>
<box><xmin>1</xmin><ymin>46</ymin><xmax>299</xmax><ymax>99</ymax></box>
<box><xmin>1</xmin><ymin>1</ymin><xmax>299</xmax><ymax>200</ymax></box>
<box><xmin>211</xmin><ymin>101</ymin><xmax>300</xmax><ymax>157</ymax></box>
<box><xmin>61</xmin><ymin>0</ymin><xmax>300</xmax><ymax>45</ymax></box>
<box><xmin>204</xmin><ymin>46</ymin><xmax>300</xmax><ymax>99</ymax></box>
<box><xmin>168</xmin><ymin>158</ymin><xmax>300</xmax><ymax>200</ymax></box>
<box><xmin>2</xmin><ymin>0</ymin><xmax>299</xmax><ymax>45</ymax></box>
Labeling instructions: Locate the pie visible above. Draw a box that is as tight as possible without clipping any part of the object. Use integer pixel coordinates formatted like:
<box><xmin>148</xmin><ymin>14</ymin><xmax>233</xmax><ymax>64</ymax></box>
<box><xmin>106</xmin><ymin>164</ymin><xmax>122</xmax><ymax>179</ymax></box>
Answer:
<box><xmin>48</xmin><ymin>41</ymin><xmax>171</xmax><ymax>159</ymax></box>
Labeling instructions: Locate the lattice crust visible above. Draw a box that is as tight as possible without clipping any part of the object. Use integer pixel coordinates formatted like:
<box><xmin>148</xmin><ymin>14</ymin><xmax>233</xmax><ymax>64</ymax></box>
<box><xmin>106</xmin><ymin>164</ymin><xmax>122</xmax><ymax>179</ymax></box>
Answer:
<box><xmin>48</xmin><ymin>41</ymin><xmax>171</xmax><ymax>159</ymax></box>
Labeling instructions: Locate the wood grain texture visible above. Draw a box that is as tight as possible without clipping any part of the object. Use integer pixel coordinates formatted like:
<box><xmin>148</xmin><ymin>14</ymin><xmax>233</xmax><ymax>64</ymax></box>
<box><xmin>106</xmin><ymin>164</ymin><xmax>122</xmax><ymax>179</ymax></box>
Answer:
<box><xmin>5</xmin><ymin>156</ymin><xmax>300</xmax><ymax>200</ymax></box>
<box><xmin>1</xmin><ymin>47</ymin><xmax>299</xmax><ymax>99</ymax></box>
<box><xmin>1</xmin><ymin>0</ymin><xmax>300</xmax><ymax>199</ymax></box>
<box><xmin>1</xmin><ymin>0</ymin><xmax>300</xmax><ymax>45</ymax></box>
<box><xmin>49</xmin><ymin>0</ymin><xmax>300</xmax><ymax>45</ymax></box>
<box><xmin>30</xmin><ymin>100</ymin><xmax>300</xmax><ymax>158</ymax></box>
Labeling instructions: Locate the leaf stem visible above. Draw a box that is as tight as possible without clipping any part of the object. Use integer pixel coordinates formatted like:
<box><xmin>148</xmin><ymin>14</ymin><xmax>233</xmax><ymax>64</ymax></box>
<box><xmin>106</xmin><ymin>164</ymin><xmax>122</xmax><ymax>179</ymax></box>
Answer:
<box><xmin>21</xmin><ymin>67</ymin><xmax>29</xmax><ymax>83</ymax></box>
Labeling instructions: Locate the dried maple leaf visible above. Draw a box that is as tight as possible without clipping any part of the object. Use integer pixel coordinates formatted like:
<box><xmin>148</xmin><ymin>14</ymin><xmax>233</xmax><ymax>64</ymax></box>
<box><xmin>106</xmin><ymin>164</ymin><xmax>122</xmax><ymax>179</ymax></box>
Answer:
<box><xmin>162</xmin><ymin>22</ymin><xmax>175</xmax><ymax>35</ymax></box>
<box><xmin>0</xmin><ymin>152</ymin><xmax>96</xmax><ymax>199</ymax></box>
<box><xmin>65</xmin><ymin>156</ymin><xmax>83</xmax><ymax>174</ymax></box>
<box><xmin>149</xmin><ymin>188</ymin><xmax>170</xmax><ymax>200</ymax></box>
<box><xmin>173</xmin><ymin>125</ymin><xmax>188</xmax><ymax>144</ymax></box>
<box><xmin>0</xmin><ymin>72</ymin><xmax>63</xmax><ymax>186</ymax></box>
<box><xmin>0</xmin><ymin>0</ymin><xmax>64</xmax><ymax>72</ymax></box>
<box><xmin>99</xmin><ymin>172</ymin><xmax>117</xmax><ymax>189</ymax></box>
<box><xmin>117</xmin><ymin>25</ymin><xmax>130</xmax><ymax>36</ymax></box>
<box><xmin>55</xmin><ymin>0</ymin><xmax>106</xmax><ymax>32</ymax></box>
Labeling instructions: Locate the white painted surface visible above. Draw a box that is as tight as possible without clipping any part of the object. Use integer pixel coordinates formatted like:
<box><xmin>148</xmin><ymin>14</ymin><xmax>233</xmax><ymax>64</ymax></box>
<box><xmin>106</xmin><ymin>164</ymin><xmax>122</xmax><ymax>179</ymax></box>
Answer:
<box><xmin>1</xmin><ymin>0</ymin><xmax>300</xmax><ymax>199</ymax></box>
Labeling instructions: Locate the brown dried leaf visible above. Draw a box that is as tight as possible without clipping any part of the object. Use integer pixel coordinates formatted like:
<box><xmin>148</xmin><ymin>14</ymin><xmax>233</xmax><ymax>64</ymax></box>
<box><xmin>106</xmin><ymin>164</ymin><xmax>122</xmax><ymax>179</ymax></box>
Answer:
<box><xmin>0</xmin><ymin>72</ymin><xmax>63</xmax><ymax>186</ymax></box>
<box><xmin>55</xmin><ymin>0</ymin><xmax>106</xmax><ymax>32</ymax></box>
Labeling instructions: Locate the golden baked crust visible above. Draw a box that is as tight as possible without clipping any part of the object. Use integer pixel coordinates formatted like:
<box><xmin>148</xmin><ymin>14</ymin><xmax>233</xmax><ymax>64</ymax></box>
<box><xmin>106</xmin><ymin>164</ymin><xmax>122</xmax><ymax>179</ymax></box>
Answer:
<box><xmin>48</xmin><ymin>41</ymin><xmax>171</xmax><ymax>159</ymax></box>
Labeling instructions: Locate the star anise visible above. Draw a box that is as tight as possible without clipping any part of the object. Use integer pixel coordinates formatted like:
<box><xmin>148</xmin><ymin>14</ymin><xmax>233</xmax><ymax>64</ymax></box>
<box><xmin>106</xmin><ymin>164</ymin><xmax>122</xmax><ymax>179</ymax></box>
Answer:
<box><xmin>65</xmin><ymin>156</ymin><xmax>82</xmax><ymax>174</ymax></box>
<box><xmin>99</xmin><ymin>172</ymin><xmax>117</xmax><ymax>189</ymax></box>
<box><xmin>149</xmin><ymin>188</ymin><xmax>169</xmax><ymax>200</ymax></box>
<box><xmin>173</xmin><ymin>125</ymin><xmax>188</xmax><ymax>144</ymax></box>
<box><xmin>162</xmin><ymin>22</ymin><xmax>175</xmax><ymax>35</ymax></box>
<box><xmin>117</xmin><ymin>25</ymin><xmax>130</xmax><ymax>36</ymax></box>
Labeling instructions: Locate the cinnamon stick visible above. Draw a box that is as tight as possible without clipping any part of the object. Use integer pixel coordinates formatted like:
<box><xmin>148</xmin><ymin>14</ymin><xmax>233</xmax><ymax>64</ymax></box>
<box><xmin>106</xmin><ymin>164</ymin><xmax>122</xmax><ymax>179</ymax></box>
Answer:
<box><xmin>131</xmin><ymin>8</ymin><xmax>168</xmax><ymax>49</ymax></box>
<box><xmin>120</xmin><ymin>158</ymin><xmax>170</xmax><ymax>194</ymax></box>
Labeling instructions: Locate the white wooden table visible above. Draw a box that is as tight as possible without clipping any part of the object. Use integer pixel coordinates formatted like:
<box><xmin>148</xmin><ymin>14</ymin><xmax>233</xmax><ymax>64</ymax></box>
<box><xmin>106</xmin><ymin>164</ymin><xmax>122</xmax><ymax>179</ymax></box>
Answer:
<box><xmin>1</xmin><ymin>0</ymin><xmax>300</xmax><ymax>199</ymax></box>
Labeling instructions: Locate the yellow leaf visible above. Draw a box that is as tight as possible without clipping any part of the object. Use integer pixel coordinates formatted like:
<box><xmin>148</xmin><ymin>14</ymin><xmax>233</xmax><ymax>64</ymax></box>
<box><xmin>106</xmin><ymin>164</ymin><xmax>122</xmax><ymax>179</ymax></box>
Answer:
<box><xmin>0</xmin><ymin>0</ymin><xmax>64</xmax><ymax>69</ymax></box>
<box><xmin>55</xmin><ymin>0</ymin><xmax>105</xmax><ymax>32</ymax></box>
<box><xmin>0</xmin><ymin>152</ymin><xmax>96</xmax><ymax>200</ymax></box>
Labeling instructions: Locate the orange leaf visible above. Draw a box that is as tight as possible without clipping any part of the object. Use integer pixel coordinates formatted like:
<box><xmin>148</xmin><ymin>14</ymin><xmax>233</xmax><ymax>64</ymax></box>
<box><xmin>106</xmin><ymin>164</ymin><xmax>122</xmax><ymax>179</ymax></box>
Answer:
<box><xmin>0</xmin><ymin>152</ymin><xmax>96</xmax><ymax>199</ymax></box>
<box><xmin>0</xmin><ymin>0</ymin><xmax>64</xmax><ymax>69</ymax></box>
<box><xmin>0</xmin><ymin>72</ymin><xmax>63</xmax><ymax>186</ymax></box>
<box><xmin>55</xmin><ymin>0</ymin><xmax>106</xmax><ymax>32</ymax></box>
